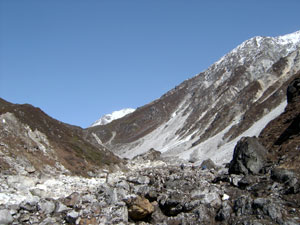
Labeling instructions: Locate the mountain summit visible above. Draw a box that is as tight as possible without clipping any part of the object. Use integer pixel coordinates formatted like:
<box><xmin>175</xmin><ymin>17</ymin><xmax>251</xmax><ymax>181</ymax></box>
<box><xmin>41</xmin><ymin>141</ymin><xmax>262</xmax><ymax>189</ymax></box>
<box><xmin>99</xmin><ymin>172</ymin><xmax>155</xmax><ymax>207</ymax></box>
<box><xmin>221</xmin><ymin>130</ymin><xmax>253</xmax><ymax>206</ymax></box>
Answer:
<box><xmin>87</xmin><ymin>30</ymin><xmax>300</xmax><ymax>164</ymax></box>
<box><xmin>91</xmin><ymin>108</ymin><xmax>135</xmax><ymax>127</ymax></box>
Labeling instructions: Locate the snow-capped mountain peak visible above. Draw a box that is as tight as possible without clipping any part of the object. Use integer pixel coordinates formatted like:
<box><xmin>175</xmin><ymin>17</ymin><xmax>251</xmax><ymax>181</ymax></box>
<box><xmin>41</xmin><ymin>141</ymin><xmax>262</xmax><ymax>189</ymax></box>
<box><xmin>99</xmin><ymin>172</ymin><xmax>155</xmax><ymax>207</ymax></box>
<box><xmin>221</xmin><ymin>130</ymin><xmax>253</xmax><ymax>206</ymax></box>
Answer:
<box><xmin>91</xmin><ymin>108</ymin><xmax>135</xmax><ymax>127</ymax></box>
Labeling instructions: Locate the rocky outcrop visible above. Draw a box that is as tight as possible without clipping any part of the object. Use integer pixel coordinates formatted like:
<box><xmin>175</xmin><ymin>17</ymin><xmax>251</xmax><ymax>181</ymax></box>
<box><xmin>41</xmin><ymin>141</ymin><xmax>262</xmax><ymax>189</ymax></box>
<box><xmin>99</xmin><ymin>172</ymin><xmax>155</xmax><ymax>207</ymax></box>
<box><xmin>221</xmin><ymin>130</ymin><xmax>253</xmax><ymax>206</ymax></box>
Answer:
<box><xmin>228</xmin><ymin>137</ymin><xmax>268</xmax><ymax>175</ymax></box>
<box><xmin>287</xmin><ymin>77</ymin><xmax>300</xmax><ymax>103</ymax></box>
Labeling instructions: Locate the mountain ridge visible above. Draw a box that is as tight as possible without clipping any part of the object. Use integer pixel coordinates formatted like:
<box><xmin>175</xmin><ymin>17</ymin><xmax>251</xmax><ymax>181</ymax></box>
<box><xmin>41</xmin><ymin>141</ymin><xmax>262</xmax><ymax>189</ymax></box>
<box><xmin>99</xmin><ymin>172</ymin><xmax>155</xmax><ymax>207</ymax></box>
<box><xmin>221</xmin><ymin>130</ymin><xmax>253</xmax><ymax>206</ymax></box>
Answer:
<box><xmin>0</xmin><ymin>98</ymin><xmax>122</xmax><ymax>176</ymax></box>
<box><xmin>87</xmin><ymin>30</ymin><xmax>300</xmax><ymax>163</ymax></box>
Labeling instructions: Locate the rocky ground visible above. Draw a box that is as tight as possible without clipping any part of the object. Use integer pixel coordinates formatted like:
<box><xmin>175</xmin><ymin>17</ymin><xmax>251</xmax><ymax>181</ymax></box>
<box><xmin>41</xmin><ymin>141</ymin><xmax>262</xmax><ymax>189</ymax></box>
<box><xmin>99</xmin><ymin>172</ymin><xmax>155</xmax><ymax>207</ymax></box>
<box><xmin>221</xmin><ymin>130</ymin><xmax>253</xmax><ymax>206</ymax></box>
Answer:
<box><xmin>0</xmin><ymin>145</ymin><xmax>300</xmax><ymax>225</ymax></box>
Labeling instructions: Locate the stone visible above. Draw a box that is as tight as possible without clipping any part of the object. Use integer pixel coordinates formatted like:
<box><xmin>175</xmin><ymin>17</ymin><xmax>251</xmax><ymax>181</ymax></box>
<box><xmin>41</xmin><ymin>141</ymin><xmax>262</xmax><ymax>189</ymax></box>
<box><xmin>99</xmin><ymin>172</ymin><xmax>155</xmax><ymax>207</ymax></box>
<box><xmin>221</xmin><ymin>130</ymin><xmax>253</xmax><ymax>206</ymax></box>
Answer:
<box><xmin>126</xmin><ymin>195</ymin><xmax>154</xmax><ymax>221</ymax></box>
<box><xmin>64</xmin><ymin>192</ymin><xmax>81</xmax><ymax>207</ymax></box>
<box><xmin>229</xmin><ymin>137</ymin><xmax>268</xmax><ymax>175</ymax></box>
<box><xmin>38</xmin><ymin>200</ymin><xmax>55</xmax><ymax>214</ymax></box>
<box><xmin>233</xmin><ymin>195</ymin><xmax>253</xmax><ymax>216</ymax></box>
<box><xmin>25</xmin><ymin>165</ymin><xmax>36</xmax><ymax>174</ymax></box>
<box><xmin>216</xmin><ymin>201</ymin><xmax>232</xmax><ymax>221</ymax></box>
<box><xmin>20</xmin><ymin>199</ymin><xmax>38</xmax><ymax>212</ymax></box>
<box><xmin>19</xmin><ymin>213</ymin><xmax>30</xmax><ymax>222</ymax></box>
<box><xmin>30</xmin><ymin>188</ymin><xmax>48</xmax><ymax>198</ymax></box>
<box><xmin>271</xmin><ymin>168</ymin><xmax>295</xmax><ymax>183</ymax></box>
<box><xmin>39</xmin><ymin>217</ymin><xmax>58</xmax><ymax>225</ymax></box>
<box><xmin>222</xmin><ymin>194</ymin><xmax>230</xmax><ymax>201</ymax></box>
<box><xmin>271</xmin><ymin>168</ymin><xmax>300</xmax><ymax>194</ymax></box>
<box><xmin>66</xmin><ymin>211</ymin><xmax>79</xmax><ymax>224</ymax></box>
<box><xmin>200</xmin><ymin>158</ymin><xmax>217</xmax><ymax>170</ymax></box>
<box><xmin>287</xmin><ymin>77</ymin><xmax>300</xmax><ymax>103</ymax></box>
<box><xmin>127</xmin><ymin>175</ymin><xmax>150</xmax><ymax>185</ymax></box>
<box><xmin>55</xmin><ymin>201</ymin><xmax>69</xmax><ymax>213</ymax></box>
<box><xmin>98</xmin><ymin>183</ymin><xmax>118</xmax><ymax>204</ymax></box>
<box><xmin>0</xmin><ymin>209</ymin><xmax>13</xmax><ymax>225</ymax></box>
<box><xmin>79</xmin><ymin>217</ymin><xmax>97</xmax><ymax>225</ymax></box>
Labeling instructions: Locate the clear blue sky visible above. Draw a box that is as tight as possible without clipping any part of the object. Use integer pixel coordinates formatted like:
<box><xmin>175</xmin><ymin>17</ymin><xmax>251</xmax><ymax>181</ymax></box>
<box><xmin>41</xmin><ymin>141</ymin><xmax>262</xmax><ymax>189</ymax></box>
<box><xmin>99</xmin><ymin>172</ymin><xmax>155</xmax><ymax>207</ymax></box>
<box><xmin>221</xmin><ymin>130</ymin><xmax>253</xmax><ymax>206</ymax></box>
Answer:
<box><xmin>1</xmin><ymin>0</ymin><xmax>299</xmax><ymax>128</ymax></box>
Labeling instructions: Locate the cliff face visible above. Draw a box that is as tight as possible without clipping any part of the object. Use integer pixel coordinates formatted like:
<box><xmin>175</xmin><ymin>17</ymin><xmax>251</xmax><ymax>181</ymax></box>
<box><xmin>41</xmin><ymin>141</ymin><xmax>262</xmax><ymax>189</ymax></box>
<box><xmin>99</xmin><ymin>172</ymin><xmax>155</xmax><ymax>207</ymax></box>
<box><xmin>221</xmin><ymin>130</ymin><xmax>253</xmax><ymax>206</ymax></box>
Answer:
<box><xmin>87</xmin><ymin>31</ymin><xmax>300</xmax><ymax>163</ymax></box>
<box><xmin>0</xmin><ymin>98</ymin><xmax>121</xmax><ymax>176</ymax></box>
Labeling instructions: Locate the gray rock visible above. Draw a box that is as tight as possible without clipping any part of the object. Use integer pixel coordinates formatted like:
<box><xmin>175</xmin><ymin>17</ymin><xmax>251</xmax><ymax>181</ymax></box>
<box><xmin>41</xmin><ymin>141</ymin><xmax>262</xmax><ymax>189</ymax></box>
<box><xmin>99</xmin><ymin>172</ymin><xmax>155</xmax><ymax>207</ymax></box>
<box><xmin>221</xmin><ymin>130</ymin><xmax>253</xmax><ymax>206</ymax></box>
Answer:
<box><xmin>64</xmin><ymin>192</ymin><xmax>81</xmax><ymax>207</ymax></box>
<box><xmin>216</xmin><ymin>201</ymin><xmax>232</xmax><ymax>221</ymax></box>
<box><xmin>55</xmin><ymin>201</ymin><xmax>69</xmax><ymax>213</ymax></box>
<box><xmin>25</xmin><ymin>165</ymin><xmax>36</xmax><ymax>174</ymax></box>
<box><xmin>66</xmin><ymin>210</ymin><xmax>79</xmax><ymax>224</ymax></box>
<box><xmin>271</xmin><ymin>168</ymin><xmax>300</xmax><ymax>194</ymax></box>
<box><xmin>127</xmin><ymin>175</ymin><xmax>150</xmax><ymax>185</ymax></box>
<box><xmin>0</xmin><ymin>209</ymin><xmax>13</xmax><ymax>225</ymax></box>
<box><xmin>20</xmin><ymin>199</ymin><xmax>38</xmax><ymax>212</ymax></box>
<box><xmin>19</xmin><ymin>213</ymin><xmax>30</xmax><ymax>222</ymax></box>
<box><xmin>30</xmin><ymin>188</ymin><xmax>48</xmax><ymax>198</ymax></box>
<box><xmin>116</xmin><ymin>180</ymin><xmax>130</xmax><ymax>191</ymax></box>
<box><xmin>39</xmin><ymin>217</ymin><xmax>58</xmax><ymax>225</ymax></box>
<box><xmin>271</xmin><ymin>168</ymin><xmax>295</xmax><ymax>183</ymax></box>
<box><xmin>229</xmin><ymin>137</ymin><xmax>268</xmax><ymax>175</ymax></box>
<box><xmin>98</xmin><ymin>183</ymin><xmax>118</xmax><ymax>204</ymax></box>
<box><xmin>233</xmin><ymin>195</ymin><xmax>253</xmax><ymax>216</ymax></box>
<box><xmin>38</xmin><ymin>200</ymin><xmax>55</xmax><ymax>214</ymax></box>
<box><xmin>200</xmin><ymin>158</ymin><xmax>217</xmax><ymax>170</ymax></box>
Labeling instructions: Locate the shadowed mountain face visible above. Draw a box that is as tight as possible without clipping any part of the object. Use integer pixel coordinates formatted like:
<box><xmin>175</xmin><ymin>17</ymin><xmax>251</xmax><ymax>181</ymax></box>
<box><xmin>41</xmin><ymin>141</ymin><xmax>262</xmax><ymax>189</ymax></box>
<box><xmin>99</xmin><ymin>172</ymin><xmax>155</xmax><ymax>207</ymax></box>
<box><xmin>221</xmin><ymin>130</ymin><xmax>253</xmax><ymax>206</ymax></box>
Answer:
<box><xmin>0</xmin><ymin>98</ymin><xmax>121</xmax><ymax>176</ymax></box>
<box><xmin>87</xmin><ymin>31</ymin><xmax>300</xmax><ymax>163</ymax></box>
<box><xmin>259</xmin><ymin>75</ymin><xmax>300</xmax><ymax>170</ymax></box>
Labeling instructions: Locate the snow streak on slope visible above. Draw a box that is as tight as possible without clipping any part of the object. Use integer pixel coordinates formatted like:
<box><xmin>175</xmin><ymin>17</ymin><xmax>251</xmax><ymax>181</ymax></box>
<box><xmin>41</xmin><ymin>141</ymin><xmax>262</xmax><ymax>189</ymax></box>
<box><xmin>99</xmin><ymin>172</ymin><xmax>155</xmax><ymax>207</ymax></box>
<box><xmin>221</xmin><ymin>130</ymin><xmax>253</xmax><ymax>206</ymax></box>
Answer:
<box><xmin>91</xmin><ymin>108</ymin><xmax>135</xmax><ymax>127</ymax></box>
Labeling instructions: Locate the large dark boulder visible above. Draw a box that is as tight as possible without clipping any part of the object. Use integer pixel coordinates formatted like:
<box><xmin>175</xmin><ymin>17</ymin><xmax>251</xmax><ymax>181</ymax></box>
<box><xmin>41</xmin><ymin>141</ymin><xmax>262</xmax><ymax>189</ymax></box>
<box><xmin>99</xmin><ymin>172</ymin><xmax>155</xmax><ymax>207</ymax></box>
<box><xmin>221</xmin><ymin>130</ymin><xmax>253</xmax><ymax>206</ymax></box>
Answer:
<box><xmin>229</xmin><ymin>137</ymin><xmax>268</xmax><ymax>175</ymax></box>
<box><xmin>287</xmin><ymin>77</ymin><xmax>300</xmax><ymax>103</ymax></box>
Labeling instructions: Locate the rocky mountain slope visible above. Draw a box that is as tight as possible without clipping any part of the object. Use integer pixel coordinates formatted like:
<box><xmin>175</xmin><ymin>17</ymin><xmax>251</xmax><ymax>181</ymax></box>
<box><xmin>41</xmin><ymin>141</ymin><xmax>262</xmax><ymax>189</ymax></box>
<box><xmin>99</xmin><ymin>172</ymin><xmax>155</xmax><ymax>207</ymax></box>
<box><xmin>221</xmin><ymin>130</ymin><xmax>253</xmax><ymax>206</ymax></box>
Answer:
<box><xmin>87</xmin><ymin>31</ymin><xmax>300</xmax><ymax>164</ymax></box>
<box><xmin>1</xmin><ymin>76</ymin><xmax>300</xmax><ymax>224</ymax></box>
<box><xmin>90</xmin><ymin>108</ymin><xmax>135</xmax><ymax>127</ymax></box>
<box><xmin>0</xmin><ymin>98</ymin><xmax>122</xmax><ymax>176</ymax></box>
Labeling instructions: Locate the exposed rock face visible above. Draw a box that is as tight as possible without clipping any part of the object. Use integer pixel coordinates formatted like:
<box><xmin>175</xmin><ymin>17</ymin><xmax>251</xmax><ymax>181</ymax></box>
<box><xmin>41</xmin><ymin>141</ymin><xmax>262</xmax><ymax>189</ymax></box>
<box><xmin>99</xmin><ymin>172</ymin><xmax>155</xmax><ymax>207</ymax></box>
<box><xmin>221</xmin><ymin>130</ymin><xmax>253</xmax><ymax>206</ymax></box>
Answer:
<box><xmin>229</xmin><ymin>137</ymin><xmax>268</xmax><ymax>175</ymax></box>
<box><xmin>287</xmin><ymin>77</ymin><xmax>300</xmax><ymax>103</ymax></box>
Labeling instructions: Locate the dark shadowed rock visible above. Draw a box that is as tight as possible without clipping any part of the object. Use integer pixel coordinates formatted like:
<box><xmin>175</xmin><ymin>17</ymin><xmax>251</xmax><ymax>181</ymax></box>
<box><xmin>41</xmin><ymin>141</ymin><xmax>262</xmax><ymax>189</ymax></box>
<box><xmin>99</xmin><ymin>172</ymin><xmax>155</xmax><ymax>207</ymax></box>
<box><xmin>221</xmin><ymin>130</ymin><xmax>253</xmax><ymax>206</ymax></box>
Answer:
<box><xmin>215</xmin><ymin>201</ymin><xmax>232</xmax><ymax>221</ymax></box>
<box><xmin>271</xmin><ymin>168</ymin><xmax>296</xmax><ymax>183</ymax></box>
<box><xmin>287</xmin><ymin>77</ymin><xmax>300</xmax><ymax>103</ymax></box>
<box><xmin>229</xmin><ymin>137</ymin><xmax>268</xmax><ymax>175</ymax></box>
<box><xmin>271</xmin><ymin>168</ymin><xmax>300</xmax><ymax>194</ymax></box>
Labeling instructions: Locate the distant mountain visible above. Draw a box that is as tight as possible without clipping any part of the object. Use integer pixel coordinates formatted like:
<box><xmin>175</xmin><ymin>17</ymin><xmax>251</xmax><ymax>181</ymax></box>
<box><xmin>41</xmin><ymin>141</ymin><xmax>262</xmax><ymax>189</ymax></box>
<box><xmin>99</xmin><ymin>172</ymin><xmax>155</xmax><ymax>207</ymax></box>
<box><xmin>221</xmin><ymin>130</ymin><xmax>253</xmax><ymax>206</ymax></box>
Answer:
<box><xmin>0</xmin><ymin>98</ymin><xmax>121</xmax><ymax>176</ymax></box>
<box><xmin>87</xmin><ymin>31</ymin><xmax>300</xmax><ymax>164</ymax></box>
<box><xmin>91</xmin><ymin>108</ymin><xmax>135</xmax><ymax>127</ymax></box>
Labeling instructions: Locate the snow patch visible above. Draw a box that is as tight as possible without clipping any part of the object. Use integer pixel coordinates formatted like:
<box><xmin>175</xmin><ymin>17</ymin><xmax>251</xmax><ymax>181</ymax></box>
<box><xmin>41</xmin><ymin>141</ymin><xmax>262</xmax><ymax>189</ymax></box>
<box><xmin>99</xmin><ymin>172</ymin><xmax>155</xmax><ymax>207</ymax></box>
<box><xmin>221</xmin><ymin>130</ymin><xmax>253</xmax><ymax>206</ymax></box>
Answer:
<box><xmin>91</xmin><ymin>108</ymin><xmax>135</xmax><ymax>127</ymax></box>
